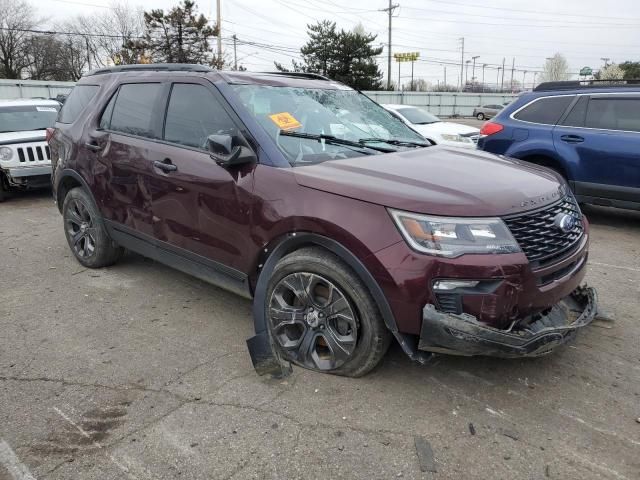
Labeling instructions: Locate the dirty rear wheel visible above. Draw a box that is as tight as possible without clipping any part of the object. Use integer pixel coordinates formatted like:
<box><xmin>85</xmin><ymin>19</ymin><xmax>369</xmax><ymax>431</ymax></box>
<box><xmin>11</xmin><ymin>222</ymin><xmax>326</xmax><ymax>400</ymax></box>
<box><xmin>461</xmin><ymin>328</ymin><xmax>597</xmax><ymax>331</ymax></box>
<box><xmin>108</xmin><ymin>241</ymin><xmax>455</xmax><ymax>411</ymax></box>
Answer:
<box><xmin>62</xmin><ymin>187</ymin><xmax>123</xmax><ymax>268</ymax></box>
<box><xmin>266</xmin><ymin>247</ymin><xmax>391</xmax><ymax>377</ymax></box>
<box><xmin>476</xmin><ymin>112</ymin><xmax>485</xmax><ymax>120</ymax></box>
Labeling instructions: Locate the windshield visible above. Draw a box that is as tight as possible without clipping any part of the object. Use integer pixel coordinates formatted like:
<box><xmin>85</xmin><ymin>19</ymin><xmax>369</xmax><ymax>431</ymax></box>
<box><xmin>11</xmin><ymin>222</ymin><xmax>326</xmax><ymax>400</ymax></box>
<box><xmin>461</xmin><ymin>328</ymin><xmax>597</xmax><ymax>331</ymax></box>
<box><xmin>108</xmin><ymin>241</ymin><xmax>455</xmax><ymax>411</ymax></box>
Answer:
<box><xmin>397</xmin><ymin>107</ymin><xmax>440</xmax><ymax>125</ymax></box>
<box><xmin>0</xmin><ymin>104</ymin><xmax>59</xmax><ymax>133</ymax></box>
<box><xmin>231</xmin><ymin>85</ymin><xmax>426</xmax><ymax>166</ymax></box>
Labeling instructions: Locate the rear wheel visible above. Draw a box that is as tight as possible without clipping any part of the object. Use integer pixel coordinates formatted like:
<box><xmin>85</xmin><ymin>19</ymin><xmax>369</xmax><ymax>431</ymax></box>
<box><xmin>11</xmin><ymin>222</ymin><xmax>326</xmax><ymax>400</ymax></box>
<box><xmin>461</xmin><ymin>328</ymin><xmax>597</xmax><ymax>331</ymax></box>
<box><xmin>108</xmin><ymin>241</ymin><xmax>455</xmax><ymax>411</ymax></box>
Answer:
<box><xmin>265</xmin><ymin>247</ymin><xmax>392</xmax><ymax>377</ymax></box>
<box><xmin>62</xmin><ymin>187</ymin><xmax>123</xmax><ymax>268</ymax></box>
<box><xmin>476</xmin><ymin>112</ymin><xmax>485</xmax><ymax>120</ymax></box>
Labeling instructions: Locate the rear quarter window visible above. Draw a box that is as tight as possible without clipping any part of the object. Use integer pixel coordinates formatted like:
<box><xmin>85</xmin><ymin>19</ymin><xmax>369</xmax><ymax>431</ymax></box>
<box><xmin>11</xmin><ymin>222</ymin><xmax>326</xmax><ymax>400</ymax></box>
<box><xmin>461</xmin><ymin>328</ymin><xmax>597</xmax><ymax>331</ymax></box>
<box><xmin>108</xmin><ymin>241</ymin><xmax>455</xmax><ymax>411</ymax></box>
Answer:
<box><xmin>57</xmin><ymin>85</ymin><xmax>99</xmax><ymax>124</ymax></box>
<box><xmin>513</xmin><ymin>96</ymin><xmax>574</xmax><ymax>125</ymax></box>
<box><xmin>585</xmin><ymin>97</ymin><xmax>640</xmax><ymax>132</ymax></box>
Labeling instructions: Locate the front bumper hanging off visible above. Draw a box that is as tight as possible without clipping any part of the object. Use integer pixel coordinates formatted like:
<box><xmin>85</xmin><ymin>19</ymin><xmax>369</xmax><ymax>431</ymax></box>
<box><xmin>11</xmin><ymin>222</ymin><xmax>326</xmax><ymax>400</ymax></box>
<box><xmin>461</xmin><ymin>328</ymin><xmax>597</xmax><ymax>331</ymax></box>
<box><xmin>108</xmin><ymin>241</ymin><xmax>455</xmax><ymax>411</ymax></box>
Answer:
<box><xmin>419</xmin><ymin>285</ymin><xmax>598</xmax><ymax>358</ymax></box>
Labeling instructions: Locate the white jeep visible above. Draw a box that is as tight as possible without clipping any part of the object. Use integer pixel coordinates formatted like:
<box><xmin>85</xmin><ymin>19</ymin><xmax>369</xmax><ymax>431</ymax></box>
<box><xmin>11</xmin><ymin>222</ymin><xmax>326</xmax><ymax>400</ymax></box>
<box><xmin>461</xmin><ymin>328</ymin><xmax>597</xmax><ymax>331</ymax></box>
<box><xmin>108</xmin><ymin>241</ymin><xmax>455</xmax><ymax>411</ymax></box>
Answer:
<box><xmin>0</xmin><ymin>99</ymin><xmax>60</xmax><ymax>201</ymax></box>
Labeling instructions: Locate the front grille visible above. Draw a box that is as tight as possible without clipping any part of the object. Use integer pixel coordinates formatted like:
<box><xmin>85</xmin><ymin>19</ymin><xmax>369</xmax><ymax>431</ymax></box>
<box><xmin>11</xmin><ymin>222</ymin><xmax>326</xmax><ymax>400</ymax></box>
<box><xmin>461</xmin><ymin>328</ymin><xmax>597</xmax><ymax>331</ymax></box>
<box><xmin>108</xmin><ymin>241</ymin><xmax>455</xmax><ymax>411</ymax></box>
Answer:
<box><xmin>503</xmin><ymin>195</ymin><xmax>584</xmax><ymax>267</ymax></box>
<box><xmin>17</xmin><ymin>144</ymin><xmax>50</xmax><ymax>163</ymax></box>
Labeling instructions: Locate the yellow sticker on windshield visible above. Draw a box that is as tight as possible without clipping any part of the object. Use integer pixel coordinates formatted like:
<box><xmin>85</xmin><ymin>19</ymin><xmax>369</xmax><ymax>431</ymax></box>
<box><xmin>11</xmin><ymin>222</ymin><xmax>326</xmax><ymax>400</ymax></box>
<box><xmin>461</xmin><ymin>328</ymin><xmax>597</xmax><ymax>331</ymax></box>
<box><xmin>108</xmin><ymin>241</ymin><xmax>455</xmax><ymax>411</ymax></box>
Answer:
<box><xmin>269</xmin><ymin>112</ymin><xmax>302</xmax><ymax>131</ymax></box>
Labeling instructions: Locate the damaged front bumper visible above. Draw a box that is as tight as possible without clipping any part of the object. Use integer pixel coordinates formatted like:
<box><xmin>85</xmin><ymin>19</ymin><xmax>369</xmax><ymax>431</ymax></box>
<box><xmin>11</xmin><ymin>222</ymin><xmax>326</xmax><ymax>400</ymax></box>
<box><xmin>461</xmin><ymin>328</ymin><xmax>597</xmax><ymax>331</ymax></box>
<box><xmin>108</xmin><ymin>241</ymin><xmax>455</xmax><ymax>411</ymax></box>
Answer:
<box><xmin>419</xmin><ymin>285</ymin><xmax>597</xmax><ymax>358</ymax></box>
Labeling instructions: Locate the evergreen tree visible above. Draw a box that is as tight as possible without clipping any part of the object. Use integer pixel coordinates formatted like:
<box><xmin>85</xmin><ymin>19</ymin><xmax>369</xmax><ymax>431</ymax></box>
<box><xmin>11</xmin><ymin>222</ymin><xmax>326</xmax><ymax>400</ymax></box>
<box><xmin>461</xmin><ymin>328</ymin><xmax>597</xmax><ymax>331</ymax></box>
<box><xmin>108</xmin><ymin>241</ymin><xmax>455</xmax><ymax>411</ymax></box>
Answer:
<box><xmin>276</xmin><ymin>21</ymin><xmax>383</xmax><ymax>90</ymax></box>
<box><xmin>135</xmin><ymin>0</ymin><xmax>222</xmax><ymax>67</ymax></box>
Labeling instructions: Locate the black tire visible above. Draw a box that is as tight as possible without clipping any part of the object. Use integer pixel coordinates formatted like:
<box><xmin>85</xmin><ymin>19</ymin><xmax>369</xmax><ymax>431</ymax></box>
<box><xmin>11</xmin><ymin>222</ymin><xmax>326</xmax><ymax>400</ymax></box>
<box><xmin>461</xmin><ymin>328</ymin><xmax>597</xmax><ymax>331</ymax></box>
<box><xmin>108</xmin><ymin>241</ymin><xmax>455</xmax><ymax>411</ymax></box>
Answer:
<box><xmin>62</xmin><ymin>187</ymin><xmax>123</xmax><ymax>268</ymax></box>
<box><xmin>265</xmin><ymin>247</ymin><xmax>392</xmax><ymax>377</ymax></box>
<box><xmin>0</xmin><ymin>173</ymin><xmax>9</xmax><ymax>202</ymax></box>
<box><xmin>476</xmin><ymin>112</ymin><xmax>485</xmax><ymax>120</ymax></box>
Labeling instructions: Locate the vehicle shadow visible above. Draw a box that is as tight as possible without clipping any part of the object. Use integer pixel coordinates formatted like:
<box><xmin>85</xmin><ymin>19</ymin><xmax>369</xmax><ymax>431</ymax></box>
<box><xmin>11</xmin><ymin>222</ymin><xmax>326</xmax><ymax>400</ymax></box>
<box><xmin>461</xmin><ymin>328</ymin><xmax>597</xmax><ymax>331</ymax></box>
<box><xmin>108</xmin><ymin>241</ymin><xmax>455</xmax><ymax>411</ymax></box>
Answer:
<box><xmin>582</xmin><ymin>204</ymin><xmax>640</xmax><ymax>230</ymax></box>
<box><xmin>1</xmin><ymin>187</ymin><xmax>53</xmax><ymax>206</ymax></box>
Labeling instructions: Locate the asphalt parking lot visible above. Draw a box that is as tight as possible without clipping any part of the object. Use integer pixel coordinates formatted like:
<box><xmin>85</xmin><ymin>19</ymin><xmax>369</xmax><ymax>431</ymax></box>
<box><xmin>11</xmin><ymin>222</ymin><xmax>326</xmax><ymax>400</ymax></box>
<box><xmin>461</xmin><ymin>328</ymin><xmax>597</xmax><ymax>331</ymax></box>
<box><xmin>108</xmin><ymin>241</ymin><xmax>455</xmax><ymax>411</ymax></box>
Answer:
<box><xmin>1</xmin><ymin>190</ymin><xmax>639</xmax><ymax>480</ymax></box>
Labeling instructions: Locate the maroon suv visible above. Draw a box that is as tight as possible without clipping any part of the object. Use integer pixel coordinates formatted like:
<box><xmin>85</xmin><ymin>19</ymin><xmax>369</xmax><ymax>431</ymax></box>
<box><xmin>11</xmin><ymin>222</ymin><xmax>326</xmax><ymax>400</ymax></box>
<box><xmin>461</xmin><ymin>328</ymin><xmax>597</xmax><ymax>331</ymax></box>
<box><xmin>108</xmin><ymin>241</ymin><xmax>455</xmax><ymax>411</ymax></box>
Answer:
<box><xmin>49</xmin><ymin>64</ymin><xmax>597</xmax><ymax>377</ymax></box>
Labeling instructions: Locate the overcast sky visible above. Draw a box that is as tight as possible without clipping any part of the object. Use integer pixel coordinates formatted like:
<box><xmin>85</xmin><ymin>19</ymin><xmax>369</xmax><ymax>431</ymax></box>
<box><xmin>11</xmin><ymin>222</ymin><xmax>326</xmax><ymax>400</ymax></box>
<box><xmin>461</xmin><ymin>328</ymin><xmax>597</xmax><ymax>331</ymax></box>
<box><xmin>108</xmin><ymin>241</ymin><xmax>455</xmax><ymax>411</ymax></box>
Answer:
<box><xmin>37</xmin><ymin>0</ymin><xmax>640</xmax><ymax>88</ymax></box>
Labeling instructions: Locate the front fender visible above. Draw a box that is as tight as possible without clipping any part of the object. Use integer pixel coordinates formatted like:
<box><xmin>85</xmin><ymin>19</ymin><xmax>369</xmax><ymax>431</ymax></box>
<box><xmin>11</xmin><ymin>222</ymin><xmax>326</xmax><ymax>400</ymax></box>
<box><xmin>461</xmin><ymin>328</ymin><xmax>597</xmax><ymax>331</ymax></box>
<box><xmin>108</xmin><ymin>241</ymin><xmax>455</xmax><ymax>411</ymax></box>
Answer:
<box><xmin>246</xmin><ymin>232</ymin><xmax>430</xmax><ymax>376</ymax></box>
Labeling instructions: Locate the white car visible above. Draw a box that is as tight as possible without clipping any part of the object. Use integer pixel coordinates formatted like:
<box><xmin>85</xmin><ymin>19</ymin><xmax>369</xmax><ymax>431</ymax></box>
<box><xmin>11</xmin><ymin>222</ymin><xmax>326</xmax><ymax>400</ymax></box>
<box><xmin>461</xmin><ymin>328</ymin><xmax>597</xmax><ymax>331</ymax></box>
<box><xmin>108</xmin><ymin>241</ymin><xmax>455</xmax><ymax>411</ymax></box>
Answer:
<box><xmin>383</xmin><ymin>104</ymin><xmax>480</xmax><ymax>149</ymax></box>
<box><xmin>0</xmin><ymin>99</ymin><xmax>59</xmax><ymax>201</ymax></box>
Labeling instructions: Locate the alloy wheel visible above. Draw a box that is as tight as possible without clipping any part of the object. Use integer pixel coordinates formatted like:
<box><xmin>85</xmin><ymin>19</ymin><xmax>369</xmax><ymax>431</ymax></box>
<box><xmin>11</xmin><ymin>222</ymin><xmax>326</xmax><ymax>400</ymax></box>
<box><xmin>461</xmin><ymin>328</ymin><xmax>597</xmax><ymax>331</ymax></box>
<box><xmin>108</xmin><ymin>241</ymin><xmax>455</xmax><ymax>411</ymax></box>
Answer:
<box><xmin>65</xmin><ymin>199</ymin><xmax>97</xmax><ymax>259</ymax></box>
<box><xmin>268</xmin><ymin>272</ymin><xmax>359</xmax><ymax>371</ymax></box>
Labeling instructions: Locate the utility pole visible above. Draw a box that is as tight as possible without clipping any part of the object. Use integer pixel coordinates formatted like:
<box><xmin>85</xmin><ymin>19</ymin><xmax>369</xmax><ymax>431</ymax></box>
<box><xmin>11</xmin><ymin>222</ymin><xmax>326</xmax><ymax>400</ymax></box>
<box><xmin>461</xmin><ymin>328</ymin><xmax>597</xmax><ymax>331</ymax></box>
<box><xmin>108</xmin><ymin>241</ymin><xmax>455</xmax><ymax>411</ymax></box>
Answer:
<box><xmin>533</xmin><ymin>71</ymin><xmax>538</xmax><ymax>88</ymax></box>
<box><xmin>444</xmin><ymin>66</ymin><xmax>447</xmax><ymax>87</ymax></box>
<box><xmin>85</xmin><ymin>36</ymin><xmax>91</xmax><ymax>71</ymax></box>
<box><xmin>500</xmin><ymin>57</ymin><xmax>505</xmax><ymax>92</ymax></box>
<box><xmin>465</xmin><ymin>60</ymin><xmax>470</xmax><ymax>86</ymax></box>
<box><xmin>232</xmin><ymin>34</ymin><xmax>237</xmax><ymax>70</ymax></box>
<box><xmin>216</xmin><ymin>0</ymin><xmax>222</xmax><ymax>65</ymax></box>
<box><xmin>497</xmin><ymin>67</ymin><xmax>502</xmax><ymax>91</ymax></box>
<box><xmin>601</xmin><ymin>57</ymin><xmax>610</xmax><ymax>68</ymax></box>
<box><xmin>510</xmin><ymin>57</ymin><xmax>515</xmax><ymax>91</ymax></box>
<box><xmin>471</xmin><ymin>55</ymin><xmax>480</xmax><ymax>85</ymax></box>
<box><xmin>482</xmin><ymin>64</ymin><xmax>487</xmax><ymax>93</ymax></box>
<box><xmin>381</xmin><ymin>1</ymin><xmax>399</xmax><ymax>90</ymax></box>
<box><xmin>459</xmin><ymin>37</ymin><xmax>464</xmax><ymax>91</ymax></box>
<box><xmin>522</xmin><ymin>70</ymin><xmax>527</xmax><ymax>90</ymax></box>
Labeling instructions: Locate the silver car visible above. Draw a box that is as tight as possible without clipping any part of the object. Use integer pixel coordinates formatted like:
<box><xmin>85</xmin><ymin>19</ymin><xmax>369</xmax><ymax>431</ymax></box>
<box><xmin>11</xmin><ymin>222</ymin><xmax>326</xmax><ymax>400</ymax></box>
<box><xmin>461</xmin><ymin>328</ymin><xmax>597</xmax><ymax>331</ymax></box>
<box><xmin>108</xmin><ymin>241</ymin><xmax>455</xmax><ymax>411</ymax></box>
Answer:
<box><xmin>472</xmin><ymin>104</ymin><xmax>503</xmax><ymax>120</ymax></box>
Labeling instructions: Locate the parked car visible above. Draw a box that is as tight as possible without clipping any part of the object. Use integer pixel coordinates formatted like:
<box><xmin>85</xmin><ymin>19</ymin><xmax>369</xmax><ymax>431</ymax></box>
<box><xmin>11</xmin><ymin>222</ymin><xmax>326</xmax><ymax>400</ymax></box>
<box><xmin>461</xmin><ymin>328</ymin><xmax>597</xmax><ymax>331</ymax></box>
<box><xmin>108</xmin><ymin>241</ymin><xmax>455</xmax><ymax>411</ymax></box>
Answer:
<box><xmin>0</xmin><ymin>99</ymin><xmax>60</xmax><ymax>201</ymax></box>
<box><xmin>473</xmin><ymin>104</ymin><xmax>503</xmax><ymax>120</ymax></box>
<box><xmin>382</xmin><ymin>104</ymin><xmax>479</xmax><ymax>148</ymax></box>
<box><xmin>477</xmin><ymin>80</ymin><xmax>640</xmax><ymax>211</ymax></box>
<box><xmin>49</xmin><ymin>65</ymin><xmax>596</xmax><ymax>377</ymax></box>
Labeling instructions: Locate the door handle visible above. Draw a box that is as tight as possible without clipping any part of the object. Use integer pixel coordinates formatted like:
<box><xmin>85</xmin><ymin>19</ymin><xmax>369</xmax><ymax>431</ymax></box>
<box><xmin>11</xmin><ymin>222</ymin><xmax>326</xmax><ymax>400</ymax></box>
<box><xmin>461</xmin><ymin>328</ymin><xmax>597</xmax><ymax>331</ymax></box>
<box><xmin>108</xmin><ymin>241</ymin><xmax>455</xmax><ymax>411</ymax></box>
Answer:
<box><xmin>153</xmin><ymin>159</ymin><xmax>177</xmax><ymax>172</ymax></box>
<box><xmin>560</xmin><ymin>134</ymin><xmax>584</xmax><ymax>144</ymax></box>
<box><xmin>85</xmin><ymin>141</ymin><xmax>102</xmax><ymax>152</ymax></box>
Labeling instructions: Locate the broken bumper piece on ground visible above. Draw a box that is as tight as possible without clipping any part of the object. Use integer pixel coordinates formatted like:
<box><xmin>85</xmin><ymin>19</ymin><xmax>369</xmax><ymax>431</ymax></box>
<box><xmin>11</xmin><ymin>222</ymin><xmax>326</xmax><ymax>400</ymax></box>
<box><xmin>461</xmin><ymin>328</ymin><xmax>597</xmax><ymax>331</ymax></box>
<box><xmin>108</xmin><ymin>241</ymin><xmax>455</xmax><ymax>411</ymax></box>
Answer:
<box><xmin>419</xmin><ymin>285</ymin><xmax>598</xmax><ymax>358</ymax></box>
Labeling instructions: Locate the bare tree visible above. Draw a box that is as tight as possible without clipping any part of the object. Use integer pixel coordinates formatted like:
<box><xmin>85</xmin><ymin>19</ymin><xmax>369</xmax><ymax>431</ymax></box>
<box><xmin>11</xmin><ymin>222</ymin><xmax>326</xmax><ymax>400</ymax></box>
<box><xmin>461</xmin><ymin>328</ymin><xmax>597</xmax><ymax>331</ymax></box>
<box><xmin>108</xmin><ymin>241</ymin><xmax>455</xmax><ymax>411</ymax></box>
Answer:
<box><xmin>0</xmin><ymin>0</ymin><xmax>40</xmax><ymax>78</ymax></box>
<box><xmin>539</xmin><ymin>53</ymin><xmax>570</xmax><ymax>82</ymax></box>
<box><xmin>61</xmin><ymin>1</ymin><xmax>145</xmax><ymax>68</ymax></box>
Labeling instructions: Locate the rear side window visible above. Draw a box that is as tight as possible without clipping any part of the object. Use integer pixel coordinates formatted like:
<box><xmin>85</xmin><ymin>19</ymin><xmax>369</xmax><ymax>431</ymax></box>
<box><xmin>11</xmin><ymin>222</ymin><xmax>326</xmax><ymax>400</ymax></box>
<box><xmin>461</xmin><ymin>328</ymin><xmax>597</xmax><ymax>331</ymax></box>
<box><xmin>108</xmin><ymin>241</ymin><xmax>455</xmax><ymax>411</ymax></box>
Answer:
<box><xmin>514</xmin><ymin>96</ymin><xmax>574</xmax><ymax>125</ymax></box>
<box><xmin>585</xmin><ymin>97</ymin><xmax>640</xmax><ymax>132</ymax></box>
<box><xmin>163</xmin><ymin>83</ymin><xmax>237</xmax><ymax>149</ymax></box>
<box><xmin>109</xmin><ymin>83</ymin><xmax>163</xmax><ymax>138</ymax></box>
<box><xmin>57</xmin><ymin>85</ymin><xmax>99</xmax><ymax>124</ymax></box>
<box><xmin>560</xmin><ymin>96</ymin><xmax>588</xmax><ymax>127</ymax></box>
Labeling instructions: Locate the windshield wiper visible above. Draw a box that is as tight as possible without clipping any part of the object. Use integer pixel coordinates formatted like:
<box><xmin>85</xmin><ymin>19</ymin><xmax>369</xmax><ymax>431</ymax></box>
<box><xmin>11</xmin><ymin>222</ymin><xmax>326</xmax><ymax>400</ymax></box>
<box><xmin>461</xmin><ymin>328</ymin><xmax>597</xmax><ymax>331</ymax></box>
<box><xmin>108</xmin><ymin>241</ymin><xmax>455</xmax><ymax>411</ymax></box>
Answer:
<box><xmin>279</xmin><ymin>131</ymin><xmax>396</xmax><ymax>153</ymax></box>
<box><xmin>358</xmin><ymin>137</ymin><xmax>432</xmax><ymax>148</ymax></box>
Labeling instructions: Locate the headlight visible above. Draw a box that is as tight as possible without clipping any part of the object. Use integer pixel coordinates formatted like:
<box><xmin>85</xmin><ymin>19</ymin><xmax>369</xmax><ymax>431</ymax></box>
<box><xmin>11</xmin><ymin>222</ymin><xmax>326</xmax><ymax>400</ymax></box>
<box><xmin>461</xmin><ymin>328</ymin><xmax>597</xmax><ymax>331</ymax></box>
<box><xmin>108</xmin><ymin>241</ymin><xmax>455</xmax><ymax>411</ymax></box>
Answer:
<box><xmin>389</xmin><ymin>209</ymin><xmax>521</xmax><ymax>257</ymax></box>
<box><xmin>0</xmin><ymin>147</ymin><xmax>13</xmax><ymax>161</ymax></box>
<box><xmin>440</xmin><ymin>134</ymin><xmax>469</xmax><ymax>143</ymax></box>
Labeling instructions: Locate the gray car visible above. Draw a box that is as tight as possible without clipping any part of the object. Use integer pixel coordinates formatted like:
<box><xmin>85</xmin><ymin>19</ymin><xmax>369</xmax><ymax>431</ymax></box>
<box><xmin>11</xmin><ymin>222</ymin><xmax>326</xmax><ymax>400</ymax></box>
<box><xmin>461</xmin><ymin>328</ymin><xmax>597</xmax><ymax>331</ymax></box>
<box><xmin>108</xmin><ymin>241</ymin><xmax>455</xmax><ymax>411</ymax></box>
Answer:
<box><xmin>472</xmin><ymin>104</ymin><xmax>503</xmax><ymax>120</ymax></box>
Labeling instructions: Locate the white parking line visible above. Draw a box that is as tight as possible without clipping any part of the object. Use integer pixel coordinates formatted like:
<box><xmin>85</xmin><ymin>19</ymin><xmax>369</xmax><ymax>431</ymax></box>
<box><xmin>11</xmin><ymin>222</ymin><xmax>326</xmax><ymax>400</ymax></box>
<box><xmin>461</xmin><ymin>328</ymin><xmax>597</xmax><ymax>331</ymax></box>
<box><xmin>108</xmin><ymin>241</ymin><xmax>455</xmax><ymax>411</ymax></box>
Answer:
<box><xmin>52</xmin><ymin>407</ymin><xmax>139</xmax><ymax>480</ymax></box>
<box><xmin>590</xmin><ymin>261</ymin><xmax>640</xmax><ymax>273</ymax></box>
<box><xmin>0</xmin><ymin>440</ymin><xmax>37</xmax><ymax>480</ymax></box>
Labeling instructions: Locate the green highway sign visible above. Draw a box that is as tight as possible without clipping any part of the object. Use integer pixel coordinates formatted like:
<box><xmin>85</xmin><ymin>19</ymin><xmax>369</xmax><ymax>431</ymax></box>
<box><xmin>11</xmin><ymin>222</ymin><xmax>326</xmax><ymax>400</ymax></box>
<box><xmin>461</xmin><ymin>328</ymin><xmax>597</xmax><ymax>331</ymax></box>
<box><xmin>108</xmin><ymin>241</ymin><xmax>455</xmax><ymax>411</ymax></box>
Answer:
<box><xmin>580</xmin><ymin>66</ymin><xmax>593</xmax><ymax>76</ymax></box>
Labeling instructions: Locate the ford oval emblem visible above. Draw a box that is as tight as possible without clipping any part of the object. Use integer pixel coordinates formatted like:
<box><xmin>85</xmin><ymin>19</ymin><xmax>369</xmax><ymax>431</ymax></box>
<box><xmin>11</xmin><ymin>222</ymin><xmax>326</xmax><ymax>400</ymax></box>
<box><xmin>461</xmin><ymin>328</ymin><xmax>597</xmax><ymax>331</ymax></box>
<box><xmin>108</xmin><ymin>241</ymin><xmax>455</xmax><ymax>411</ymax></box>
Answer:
<box><xmin>554</xmin><ymin>213</ymin><xmax>577</xmax><ymax>233</ymax></box>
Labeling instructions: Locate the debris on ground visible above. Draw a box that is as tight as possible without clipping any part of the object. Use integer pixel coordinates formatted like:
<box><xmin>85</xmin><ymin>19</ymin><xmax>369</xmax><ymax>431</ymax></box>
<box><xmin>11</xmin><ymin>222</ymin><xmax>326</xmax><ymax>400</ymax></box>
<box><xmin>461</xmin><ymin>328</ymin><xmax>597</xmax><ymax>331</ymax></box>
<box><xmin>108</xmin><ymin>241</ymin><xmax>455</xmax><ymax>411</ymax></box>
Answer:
<box><xmin>500</xmin><ymin>428</ymin><xmax>520</xmax><ymax>441</ymax></box>
<box><xmin>414</xmin><ymin>436</ymin><xmax>437</xmax><ymax>473</ymax></box>
<box><xmin>468</xmin><ymin>423</ymin><xmax>476</xmax><ymax>435</ymax></box>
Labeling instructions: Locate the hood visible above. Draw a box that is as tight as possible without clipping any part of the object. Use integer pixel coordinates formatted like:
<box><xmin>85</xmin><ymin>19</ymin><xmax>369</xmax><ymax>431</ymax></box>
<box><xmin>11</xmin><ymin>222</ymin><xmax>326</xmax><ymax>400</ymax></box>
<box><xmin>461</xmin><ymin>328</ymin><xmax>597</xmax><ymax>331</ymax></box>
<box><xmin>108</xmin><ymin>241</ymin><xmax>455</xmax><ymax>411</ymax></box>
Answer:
<box><xmin>294</xmin><ymin>147</ymin><xmax>566</xmax><ymax>217</ymax></box>
<box><xmin>412</xmin><ymin>122</ymin><xmax>479</xmax><ymax>136</ymax></box>
<box><xmin>0</xmin><ymin>130</ymin><xmax>46</xmax><ymax>145</ymax></box>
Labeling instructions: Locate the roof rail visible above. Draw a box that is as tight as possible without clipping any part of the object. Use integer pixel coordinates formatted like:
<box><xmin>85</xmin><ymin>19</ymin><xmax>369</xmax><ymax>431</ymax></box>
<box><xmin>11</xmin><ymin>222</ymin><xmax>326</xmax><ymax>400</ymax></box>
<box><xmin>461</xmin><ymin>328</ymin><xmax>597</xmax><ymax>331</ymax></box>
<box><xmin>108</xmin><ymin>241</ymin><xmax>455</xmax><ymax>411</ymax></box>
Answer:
<box><xmin>261</xmin><ymin>71</ymin><xmax>330</xmax><ymax>81</ymax></box>
<box><xmin>87</xmin><ymin>63</ymin><xmax>214</xmax><ymax>76</ymax></box>
<box><xmin>534</xmin><ymin>79</ymin><xmax>640</xmax><ymax>92</ymax></box>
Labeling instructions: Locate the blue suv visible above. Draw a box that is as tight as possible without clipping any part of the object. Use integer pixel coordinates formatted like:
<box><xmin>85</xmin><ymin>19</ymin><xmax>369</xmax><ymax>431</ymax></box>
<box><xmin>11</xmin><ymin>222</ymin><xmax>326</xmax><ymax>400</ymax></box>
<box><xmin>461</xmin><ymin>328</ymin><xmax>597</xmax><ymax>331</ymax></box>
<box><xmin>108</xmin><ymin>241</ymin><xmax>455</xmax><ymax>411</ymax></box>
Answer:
<box><xmin>477</xmin><ymin>80</ymin><xmax>640</xmax><ymax>211</ymax></box>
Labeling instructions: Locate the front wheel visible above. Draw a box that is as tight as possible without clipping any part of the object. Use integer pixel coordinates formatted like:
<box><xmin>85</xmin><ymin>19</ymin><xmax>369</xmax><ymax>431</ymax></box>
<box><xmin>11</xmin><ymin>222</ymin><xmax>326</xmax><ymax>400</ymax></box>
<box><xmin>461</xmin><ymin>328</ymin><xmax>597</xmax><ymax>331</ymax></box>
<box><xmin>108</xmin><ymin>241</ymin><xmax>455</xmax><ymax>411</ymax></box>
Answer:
<box><xmin>0</xmin><ymin>173</ymin><xmax>9</xmax><ymax>202</ymax></box>
<box><xmin>62</xmin><ymin>187</ymin><xmax>123</xmax><ymax>268</ymax></box>
<box><xmin>265</xmin><ymin>247</ymin><xmax>392</xmax><ymax>377</ymax></box>
<box><xmin>476</xmin><ymin>112</ymin><xmax>485</xmax><ymax>120</ymax></box>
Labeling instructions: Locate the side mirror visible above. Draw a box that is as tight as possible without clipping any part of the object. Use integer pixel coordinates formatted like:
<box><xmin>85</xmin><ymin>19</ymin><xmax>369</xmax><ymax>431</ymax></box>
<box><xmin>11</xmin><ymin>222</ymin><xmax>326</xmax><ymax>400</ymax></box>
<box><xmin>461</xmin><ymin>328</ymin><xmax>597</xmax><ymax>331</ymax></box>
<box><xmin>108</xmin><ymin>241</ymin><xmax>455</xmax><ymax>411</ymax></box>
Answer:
<box><xmin>207</xmin><ymin>134</ymin><xmax>256</xmax><ymax>167</ymax></box>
